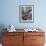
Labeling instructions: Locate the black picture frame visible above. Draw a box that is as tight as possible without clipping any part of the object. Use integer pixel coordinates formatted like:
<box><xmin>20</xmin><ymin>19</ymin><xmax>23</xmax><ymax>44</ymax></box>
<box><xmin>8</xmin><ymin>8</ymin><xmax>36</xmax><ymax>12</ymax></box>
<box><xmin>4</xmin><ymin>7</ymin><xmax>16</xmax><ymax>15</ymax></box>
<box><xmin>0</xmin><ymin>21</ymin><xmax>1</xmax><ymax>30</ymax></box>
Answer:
<box><xmin>19</xmin><ymin>5</ymin><xmax>34</xmax><ymax>23</ymax></box>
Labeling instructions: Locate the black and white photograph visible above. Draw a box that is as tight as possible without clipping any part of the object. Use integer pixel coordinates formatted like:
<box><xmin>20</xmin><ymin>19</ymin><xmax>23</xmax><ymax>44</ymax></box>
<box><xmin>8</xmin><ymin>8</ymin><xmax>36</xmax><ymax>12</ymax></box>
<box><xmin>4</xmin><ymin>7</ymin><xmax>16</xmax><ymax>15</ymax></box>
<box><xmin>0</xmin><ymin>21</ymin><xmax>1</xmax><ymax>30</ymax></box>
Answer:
<box><xmin>19</xmin><ymin>5</ymin><xmax>34</xmax><ymax>23</ymax></box>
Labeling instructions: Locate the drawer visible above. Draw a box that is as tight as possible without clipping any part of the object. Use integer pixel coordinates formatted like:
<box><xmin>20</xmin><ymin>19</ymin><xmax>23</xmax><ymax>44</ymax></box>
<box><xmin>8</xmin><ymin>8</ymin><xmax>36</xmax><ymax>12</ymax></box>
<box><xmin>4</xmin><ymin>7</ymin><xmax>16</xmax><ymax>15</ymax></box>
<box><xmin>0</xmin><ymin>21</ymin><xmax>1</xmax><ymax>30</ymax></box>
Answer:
<box><xmin>24</xmin><ymin>36</ymin><xmax>32</xmax><ymax>45</ymax></box>
<box><xmin>3</xmin><ymin>43</ymin><xmax>23</xmax><ymax>46</ymax></box>
<box><xmin>31</xmin><ymin>44</ymin><xmax>44</xmax><ymax>46</ymax></box>
<box><xmin>3</xmin><ymin>44</ymin><xmax>15</xmax><ymax>46</ymax></box>
<box><xmin>24</xmin><ymin>35</ymin><xmax>44</xmax><ymax>45</ymax></box>
<box><xmin>3</xmin><ymin>32</ymin><xmax>23</xmax><ymax>36</ymax></box>
<box><xmin>32</xmin><ymin>36</ymin><xmax>45</xmax><ymax>44</ymax></box>
<box><xmin>24</xmin><ymin>32</ymin><xmax>45</xmax><ymax>36</ymax></box>
<box><xmin>3</xmin><ymin>36</ymin><xmax>23</xmax><ymax>42</ymax></box>
<box><xmin>24</xmin><ymin>36</ymin><xmax>32</xmax><ymax>40</ymax></box>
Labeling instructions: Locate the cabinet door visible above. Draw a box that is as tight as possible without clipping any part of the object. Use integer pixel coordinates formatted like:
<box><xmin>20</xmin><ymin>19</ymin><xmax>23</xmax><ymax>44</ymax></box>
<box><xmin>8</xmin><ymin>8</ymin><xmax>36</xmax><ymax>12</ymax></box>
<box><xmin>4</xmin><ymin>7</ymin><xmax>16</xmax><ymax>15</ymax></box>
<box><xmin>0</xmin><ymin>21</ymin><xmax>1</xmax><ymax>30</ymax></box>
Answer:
<box><xmin>24</xmin><ymin>33</ymin><xmax>32</xmax><ymax>46</ymax></box>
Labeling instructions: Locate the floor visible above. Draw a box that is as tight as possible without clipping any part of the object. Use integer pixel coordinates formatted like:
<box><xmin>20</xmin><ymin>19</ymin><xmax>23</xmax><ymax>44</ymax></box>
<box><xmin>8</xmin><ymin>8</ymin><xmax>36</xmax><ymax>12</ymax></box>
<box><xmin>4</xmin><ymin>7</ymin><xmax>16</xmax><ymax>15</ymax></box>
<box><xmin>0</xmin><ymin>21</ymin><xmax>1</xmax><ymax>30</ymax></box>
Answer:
<box><xmin>0</xmin><ymin>44</ymin><xmax>2</xmax><ymax>46</ymax></box>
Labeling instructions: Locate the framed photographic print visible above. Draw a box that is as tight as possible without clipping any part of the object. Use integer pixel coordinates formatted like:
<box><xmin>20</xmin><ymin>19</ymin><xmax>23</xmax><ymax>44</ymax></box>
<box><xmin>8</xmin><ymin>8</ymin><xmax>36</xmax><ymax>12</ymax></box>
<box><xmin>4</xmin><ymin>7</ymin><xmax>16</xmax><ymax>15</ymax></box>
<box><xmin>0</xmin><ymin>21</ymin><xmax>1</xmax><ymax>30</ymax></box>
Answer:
<box><xmin>19</xmin><ymin>5</ymin><xmax>34</xmax><ymax>23</ymax></box>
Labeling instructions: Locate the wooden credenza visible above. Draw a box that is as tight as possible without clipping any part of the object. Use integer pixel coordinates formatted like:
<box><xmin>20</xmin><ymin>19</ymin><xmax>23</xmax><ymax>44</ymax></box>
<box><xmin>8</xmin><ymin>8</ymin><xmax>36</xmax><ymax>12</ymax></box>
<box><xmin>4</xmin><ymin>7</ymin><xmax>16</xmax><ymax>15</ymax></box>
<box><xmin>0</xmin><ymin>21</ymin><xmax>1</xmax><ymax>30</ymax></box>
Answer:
<box><xmin>2</xmin><ymin>32</ymin><xmax>45</xmax><ymax>46</ymax></box>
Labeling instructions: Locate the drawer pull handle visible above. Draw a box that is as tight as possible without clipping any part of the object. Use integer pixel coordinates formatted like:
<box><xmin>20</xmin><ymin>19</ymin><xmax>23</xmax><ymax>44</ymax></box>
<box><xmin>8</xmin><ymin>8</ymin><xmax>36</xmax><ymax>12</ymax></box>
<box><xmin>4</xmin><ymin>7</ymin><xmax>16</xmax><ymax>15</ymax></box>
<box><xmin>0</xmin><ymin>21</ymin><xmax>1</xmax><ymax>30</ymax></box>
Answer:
<box><xmin>9</xmin><ymin>38</ymin><xmax>12</xmax><ymax>40</ymax></box>
<box><xmin>9</xmin><ymin>38</ymin><xmax>13</xmax><ymax>40</ymax></box>
<box><xmin>32</xmin><ymin>39</ymin><xmax>36</xmax><ymax>40</ymax></box>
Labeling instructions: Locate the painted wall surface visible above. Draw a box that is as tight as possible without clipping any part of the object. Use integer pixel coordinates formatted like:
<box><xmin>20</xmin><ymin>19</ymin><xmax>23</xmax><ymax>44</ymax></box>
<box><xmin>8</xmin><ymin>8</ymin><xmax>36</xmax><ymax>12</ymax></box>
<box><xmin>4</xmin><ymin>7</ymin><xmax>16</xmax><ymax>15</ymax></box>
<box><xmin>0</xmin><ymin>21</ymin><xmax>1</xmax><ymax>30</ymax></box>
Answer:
<box><xmin>0</xmin><ymin>0</ymin><xmax>46</xmax><ymax>29</ymax></box>
<box><xmin>0</xmin><ymin>0</ymin><xmax>46</xmax><ymax>43</ymax></box>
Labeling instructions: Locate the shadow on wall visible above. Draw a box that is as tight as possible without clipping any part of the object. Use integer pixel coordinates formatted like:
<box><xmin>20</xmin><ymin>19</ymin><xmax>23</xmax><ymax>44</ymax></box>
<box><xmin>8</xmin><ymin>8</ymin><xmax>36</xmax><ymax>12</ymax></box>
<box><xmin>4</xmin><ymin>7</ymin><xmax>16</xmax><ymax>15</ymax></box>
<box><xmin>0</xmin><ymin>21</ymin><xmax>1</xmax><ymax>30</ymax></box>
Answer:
<box><xmin>0</xmin><ymin>24</ymin><xmax>7</xmax><ymax>43</ymax></box>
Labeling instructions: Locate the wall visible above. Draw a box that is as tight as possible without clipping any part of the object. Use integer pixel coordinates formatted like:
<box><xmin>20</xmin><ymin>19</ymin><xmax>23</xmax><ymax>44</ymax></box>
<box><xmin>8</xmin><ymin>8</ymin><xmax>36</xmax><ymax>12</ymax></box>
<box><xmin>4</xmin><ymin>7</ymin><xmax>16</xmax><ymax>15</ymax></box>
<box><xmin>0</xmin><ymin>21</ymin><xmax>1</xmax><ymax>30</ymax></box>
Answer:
<box><xmin>0</xmin><ymin>0</ymin><xmax>46</xmax><ymax>43</ymax></box>
<box><xmin>0</xmin><ymin>0</ymin><xmax>46</xmax><ymax>29</ymax></box>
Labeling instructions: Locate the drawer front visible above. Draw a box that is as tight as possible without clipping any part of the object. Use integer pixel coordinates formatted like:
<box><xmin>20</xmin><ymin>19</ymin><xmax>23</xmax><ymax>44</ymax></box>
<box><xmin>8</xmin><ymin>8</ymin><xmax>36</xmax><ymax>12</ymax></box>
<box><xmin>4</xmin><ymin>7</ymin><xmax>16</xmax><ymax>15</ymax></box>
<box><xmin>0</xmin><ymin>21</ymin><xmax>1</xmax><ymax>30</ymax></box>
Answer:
<box><xmin>3</xmin><ymin>36</ymin><xmax>9</xmax><ymax>44</ymax></box>
<box><xmin>24</xmin><ymin>32</ymin><xmax>44</xmax><ymax>36</ymax></box>
<box><xmin>3</xmin><ymin>36</ymin><xmax>23</xmax><ymax>44</ymax></box>
<box><xmin>24</xmin><ymin>36</ymin><xmax>32</xmax><ymax>46</ymax></box>
<box><xmin>3</xmin><ymin>43</ymin><xmax>23</xmax><ymax>46</ymax></box>
<box><xmin>32</xmin><ymin>36</ymin><xmax>45</xmax><ymax>44</ymax></box>
<box><xmin>3</xmin><ymin>43</ymin><xmax>16</xmax><ymax>46</ymax></box>
<box><xmin>3</xmin><ymin>32</ymin><xmax>23</xmax><ymax>36</ymax></box>
<box><xmin>32</xmin><ymin>44</ymin><xmax>44</xmax><ymax>46</ymax></box>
